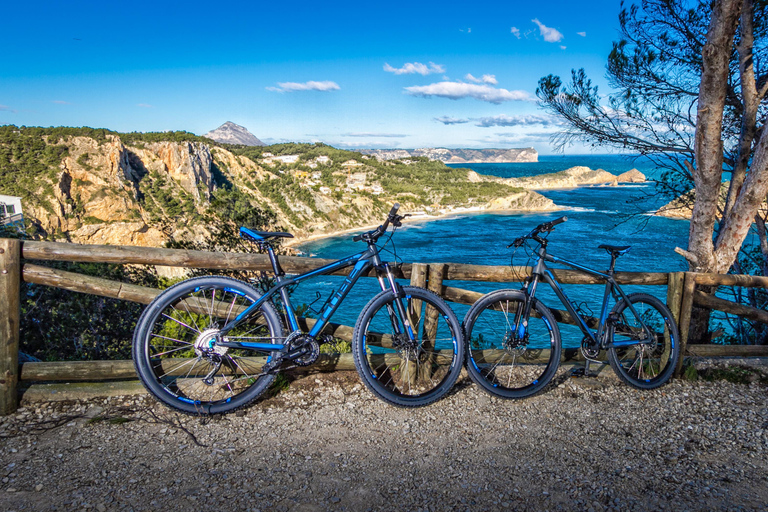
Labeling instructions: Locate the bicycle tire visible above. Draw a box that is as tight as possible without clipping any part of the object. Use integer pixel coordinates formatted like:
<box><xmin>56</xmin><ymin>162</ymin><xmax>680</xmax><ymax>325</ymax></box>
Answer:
<box><xmin>463</xmin><ymin>290</ymin><xmax>562</xmax><ymax>399</ymax></box>
<box><xmin>607</xmin><ymin>292</ymin><xmax>680</xmax><ymax>389</ymax></box>
<box><xmin>352</xmin><ymin>286</ymin><xmax>464</xmax><ymax>407</ymax></box>
<box><xmin>132</xmin><ymin>276</ymin><xmax>284</xmax><ymax>415</ymax></box>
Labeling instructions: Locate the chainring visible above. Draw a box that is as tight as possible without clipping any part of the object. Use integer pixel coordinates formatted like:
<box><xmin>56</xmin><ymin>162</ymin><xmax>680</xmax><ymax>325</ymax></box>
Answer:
<box><xmin>286</xmin><ymin>334</ymin><xmax>320</xmax><ymax>366</ymax></box>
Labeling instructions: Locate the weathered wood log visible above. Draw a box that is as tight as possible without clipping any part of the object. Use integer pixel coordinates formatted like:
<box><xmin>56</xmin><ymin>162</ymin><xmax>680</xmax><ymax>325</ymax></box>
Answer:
<box><xmin>18</xmin><ymin>352</ymin><xmax>460</xmax><ymax>383</ymax></box>
<box><xmin>693</xmin><ymin>273</ymin><xmax>768</xmax><ymax>288</ymax></box>
<box><xmin>20</xmin><ymin>240</ymin><xmax>671</xmax><ymax>284</ymax></box>
<box><xmin>24</xmin><ymin>263</ymin><xmax>160</xmax><ymax>304</ymax></box>
<box><xmin>440</xmin><ymin>263</ymin><xmax>668</xmax><ymax>285</ymax></box>
<box><xmin>692</xmin><ymin>290</ymin><xmax>768</xmax><ymax>325</ymax></box>
<box><xmin>0</xmin><ymin>239</ymin><xmax>21</xmax><ymax>414</ymax></box>
<box><xmin>666</xmin><ymin>272</ymin><xmax>685</xmax><ymax>325</ymax></box>
<box><xmin>22</xmin><ymin>240</ymin><xmax>410</xmax><ymax>278</ymax></box>
<box><xmin>469</xmin><ymin>347</ymin><xmax>601</xmax><ymax>363</ymax></box>
<box><xmin>684</xmin><ymin>344</ymin><xmax>768</xmax><ymax>357</ymax></box>
<box><xmin>675</xmin><ymin>272</ymin><xmax>698</xmax><ymax>377</ymax></box>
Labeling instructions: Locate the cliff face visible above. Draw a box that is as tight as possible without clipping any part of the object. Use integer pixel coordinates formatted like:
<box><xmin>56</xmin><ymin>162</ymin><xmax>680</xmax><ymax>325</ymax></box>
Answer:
<box><xmin>26</xmin><ymin>136</ymin><xmax>215</xmax><ymax>246</ymax></box>
<box><xmin>7</xmin><ymin>132</ymin><xmax>585</xmax><ymax>248</ymax></box>
<box><xmin>364</xmin><ymin>147</ymin><xmax>538</xmax><ymax>163</ymax></box>
<box><xmin>468</xmin><ymin>166</ymin><xmax>646</xmax><ymax>190</ymax></box>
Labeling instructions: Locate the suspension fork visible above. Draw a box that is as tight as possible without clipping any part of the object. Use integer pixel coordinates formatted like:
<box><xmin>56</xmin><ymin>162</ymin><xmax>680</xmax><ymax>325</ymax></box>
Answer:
<box><xmin>516</xmin><ymin>256</ymin><xmax>544</xmax><ymax>340</ymax></box>
<box><xmin>375</xmin><ymin>260</ymin><xmax>414</xmax><ymax>341</ymax></box>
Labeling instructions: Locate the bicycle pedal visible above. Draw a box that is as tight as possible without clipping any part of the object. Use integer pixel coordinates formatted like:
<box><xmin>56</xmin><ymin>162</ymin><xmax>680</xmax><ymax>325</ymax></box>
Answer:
<box><xmin>569</xmin><ymin>367</ymin><xmax>597</xmax><ymax>379</ymax></box>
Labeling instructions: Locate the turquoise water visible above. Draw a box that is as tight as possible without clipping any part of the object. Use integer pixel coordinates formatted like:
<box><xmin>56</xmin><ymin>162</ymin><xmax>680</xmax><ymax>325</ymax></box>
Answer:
<box><xmin>293</xmin><ymin>155</ymin><xmax>690</xmax><ymax>347</ymax></box>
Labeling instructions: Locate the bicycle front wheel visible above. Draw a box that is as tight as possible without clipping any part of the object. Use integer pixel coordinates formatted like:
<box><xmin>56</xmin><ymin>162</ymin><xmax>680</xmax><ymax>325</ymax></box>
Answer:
<box><xmin>132</xmin><ymin>276</ymin><xmax>284</xmax><ymax>415</ymax></box>
<box><xmin>352</xmin><ymin>286</ymin><xmax>463</xmax><ymax>407</ymax></box>
<box><xmin>463</xmin><ymin>290</ymin><xmax>562</xmax><ymax>399</ymax></box>
<box><xmin>607</xmin><ymin>293</ymin><xmax>680</xmax><ymax>389</ymax></box>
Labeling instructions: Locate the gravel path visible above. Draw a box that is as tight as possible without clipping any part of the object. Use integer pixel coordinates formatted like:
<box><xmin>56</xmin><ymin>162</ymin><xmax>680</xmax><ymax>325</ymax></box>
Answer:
<box><xmin>1</xmin><ymin>367</ymin><xmax>767</xmax><ymax>512</ymax></box>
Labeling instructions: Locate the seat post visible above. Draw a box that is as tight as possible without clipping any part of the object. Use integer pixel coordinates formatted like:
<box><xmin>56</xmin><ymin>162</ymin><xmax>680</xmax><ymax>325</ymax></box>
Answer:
<box><xmin>265</xmin><ymin>244</ymin><xmax>285</xmax><ymax>276</ymax></box>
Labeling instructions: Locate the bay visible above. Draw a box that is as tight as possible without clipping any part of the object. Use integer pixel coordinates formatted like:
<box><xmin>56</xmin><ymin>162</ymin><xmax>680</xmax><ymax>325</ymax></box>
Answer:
<box><xmin>293</xmin><ymin>155</ymin><xmax>690</xmax><ymax>347</ymax></box>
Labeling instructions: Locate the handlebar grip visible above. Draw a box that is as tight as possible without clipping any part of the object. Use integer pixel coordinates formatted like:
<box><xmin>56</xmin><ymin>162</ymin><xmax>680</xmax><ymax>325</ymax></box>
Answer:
<box><xmin>389</xmin><ymin>203</ymin><xmax>400</xmax><ymax>217</ymax></box>
<box><xmin>551</xmin><ymin>216</ymin><xmax>568</xmax><ymax>226</ymax></box>
<box><xmin>353</xmin><ymin>234</ymin><xmax>363</xmax><ymax>242</ymax></box>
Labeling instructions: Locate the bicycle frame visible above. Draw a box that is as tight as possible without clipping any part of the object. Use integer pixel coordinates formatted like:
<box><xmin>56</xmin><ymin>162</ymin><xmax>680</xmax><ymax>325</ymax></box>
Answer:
<box><xmin>522</xmin><ymin>246</ymin><xmax>652</xmax><ymax>349</ymax></box>
<box><xmin>215</xmin><ymin>241</ymin><xmax>397</xmax><ymax>353</ymax></box>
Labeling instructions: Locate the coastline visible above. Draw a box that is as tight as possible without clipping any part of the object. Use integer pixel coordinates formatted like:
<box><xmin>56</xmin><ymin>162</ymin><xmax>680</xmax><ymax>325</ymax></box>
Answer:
<box><xmin>285</xmin><ymin>166</ymin><xmax>649</xmax><ymax>250</ymax></box>
<box><xmin>284</xmin><ymin>204</ymin><xmax>556</xmax><ymax>250</ymax></box>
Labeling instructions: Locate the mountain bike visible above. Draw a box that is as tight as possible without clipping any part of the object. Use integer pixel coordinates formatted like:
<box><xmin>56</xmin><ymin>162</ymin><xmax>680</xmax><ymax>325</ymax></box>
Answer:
<box><xmin>132</xmin><ymin>204</ymin><xmax>464</xmax><ymax>414</ymax></box>
<box><xmin>462</xmin><ymin>216</ymin><xmax>680</xmax><ymax>399</ymax></box>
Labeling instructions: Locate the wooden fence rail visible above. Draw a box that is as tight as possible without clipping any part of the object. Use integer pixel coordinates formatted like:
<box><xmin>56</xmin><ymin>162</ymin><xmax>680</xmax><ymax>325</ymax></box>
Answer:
<box><xmin>1</xmin><ymin>238</ymin><xmax>767</xmax><ymax>414</ymax></box>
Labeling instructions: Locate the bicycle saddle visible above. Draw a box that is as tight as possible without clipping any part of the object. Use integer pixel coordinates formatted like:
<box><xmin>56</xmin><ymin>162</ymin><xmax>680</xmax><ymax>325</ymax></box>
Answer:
<box><xmin>240</xmin><ymin>227</ymin><xmax>294</xmax><ymax>242</ymax></box>
<box><xmin>598</xmin><ymin>244</ymin><xmax>631</xmax><ymax>257</ymax></box>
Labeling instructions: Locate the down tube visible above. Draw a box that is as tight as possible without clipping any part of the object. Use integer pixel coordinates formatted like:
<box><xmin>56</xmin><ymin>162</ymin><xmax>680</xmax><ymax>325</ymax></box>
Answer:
<box><xmin>307</xmin><ymin>259</ymin><xmax>374</xmax><ymax>337</ymax></box>
<box><xmin>542</xmin><ymin>270</ymin><xmax>596</xmax><ymax>341</ymax></box>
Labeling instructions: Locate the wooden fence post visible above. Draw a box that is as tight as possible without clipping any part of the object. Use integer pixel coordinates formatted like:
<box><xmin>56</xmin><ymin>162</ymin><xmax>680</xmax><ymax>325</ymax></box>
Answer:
<box><xmin>666</xmin><ymin>272</ymin><xmax>685</xmax><ymax>325</ymax></box>
<box><xmin>0</xmin><ymin>239</ymin><xmax>21</xmax><ymax>415</ymax></box>
<box><xmin>674</xmin><ymin>272</ymin><xmax>697</xmax><ymax>377</ymax></box>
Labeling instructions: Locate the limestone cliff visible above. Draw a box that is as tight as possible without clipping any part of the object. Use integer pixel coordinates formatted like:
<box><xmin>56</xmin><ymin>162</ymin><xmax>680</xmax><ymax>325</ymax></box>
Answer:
<box><xmin>2</xmin><ymin>128</ymin><xmax>595</xmax><ymax>248</ymax></box>
<box><xmin>467</xmin><ymin>166</ymin><xmax>645</xmax><ymax>190</ymax></box>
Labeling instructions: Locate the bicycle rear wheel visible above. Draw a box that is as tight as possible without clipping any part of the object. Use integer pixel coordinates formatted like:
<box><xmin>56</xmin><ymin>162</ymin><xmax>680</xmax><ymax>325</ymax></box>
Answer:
<box><xmin>463</xmin><ymin>290</ymin><xmax>561</xmax><ymax>399</ymax></box>
<box><xmin>607</xmin><ymin>293</ymin><xmax>679</xmax><ymax>389</ymax></box>
<box><xmin>352</xmin><ymin>286</ymin><xmax>463</xmax><ymax>407</ymax></box>
<box><xmin>132</xmin><ymin>276</ymin><xmax>284</xmax><ymax>415</ymax></box>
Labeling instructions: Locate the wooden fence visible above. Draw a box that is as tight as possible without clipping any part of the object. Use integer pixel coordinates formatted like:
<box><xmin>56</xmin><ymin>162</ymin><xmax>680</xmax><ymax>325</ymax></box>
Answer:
<box><xmin>1</xmin><ymin>238</ymin><xmax>767</xmax><ymax>414</ymax></box>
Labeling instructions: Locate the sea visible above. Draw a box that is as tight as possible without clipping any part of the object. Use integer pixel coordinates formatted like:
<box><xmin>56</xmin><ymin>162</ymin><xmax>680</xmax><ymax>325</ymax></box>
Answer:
<box><xmin>292</xmin><ymin>154</ymin><xmax>691</xmax><ymax>348</ymax></box>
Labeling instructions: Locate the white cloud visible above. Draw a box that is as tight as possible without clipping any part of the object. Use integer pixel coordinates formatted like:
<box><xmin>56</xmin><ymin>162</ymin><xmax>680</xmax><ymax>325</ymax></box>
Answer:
<box><xmin>52</xmin><ymin>100</ymin><xmax>71</xmax><ymax>105</ymax></box>
<box><xmin>267</xmin><ymin>81</ymin><xmax>340</xmax><ymax>92</ymax></box>
<box><xmin>577</xmin><ymin>31</ymin><xmax>587</xmax><ymax>37</ymax></box>
<box><xmin>474</xmin><ymin>114</ymin><xmax>563</xmax><ymax>128</ymax></box>
<box><xmin>532</xmin><ymin>18</ymin><xmax>564</xmax><ymax>43</ymax></box>
<box><xmin>511</xmin><ymin>26</ymin><xmax>521</xmax><ymax>38</ymax></box>
<box><xmin>434</xmin><ymin>116</ymin><xmax>470</xmax><ymax>125</ymax></box>
<box><xmin>0</xmin><ymin>104</ymin><xmax>15</xmax><ymax>112</ymax></box>
<box><xmin>560</xmin><ymin>45</ymin><xmax>567</xmax><ymax>50</ymax></box>
<box><xmin>342</xmin><ymin>132</ymin><xmax>407</xmax><ymax>138</ymax></box>
<box><xmin>383</xmin><ymin>62</ymin><xmax>445</xmax><ymax>76</ymax></box>
<box><xmin>464</xmin><ymin>73</ymin><xmax>498</xmax><ymax>85</ymax></box>
<box><xmin>137</xmin><ymin>103</ymin><xmax>153</xmax><ymax>108</ymax></box>
<box><xmin>405</xmin><ymin>82</ymin><xmax>532</xmax><ymax>104</ymax></box>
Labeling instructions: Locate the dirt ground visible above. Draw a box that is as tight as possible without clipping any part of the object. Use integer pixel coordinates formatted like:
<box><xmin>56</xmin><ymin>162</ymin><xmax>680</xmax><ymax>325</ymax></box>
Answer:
<box><xmin>1</xmin><ymin>367</ymin><xmax>768</xmax><ymax>512</ymax></box>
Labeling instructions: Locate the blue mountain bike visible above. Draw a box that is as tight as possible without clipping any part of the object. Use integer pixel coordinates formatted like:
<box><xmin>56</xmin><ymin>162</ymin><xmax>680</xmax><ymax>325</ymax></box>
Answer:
<box><xmin>463</xmin><ymin>217</ymin><xmax>680</xmax><ymax>399</ymax></box>
<box><xmin>132</xmin><ymin>204</ymin><xmax>464</xmax><ymax>414</ymax></box>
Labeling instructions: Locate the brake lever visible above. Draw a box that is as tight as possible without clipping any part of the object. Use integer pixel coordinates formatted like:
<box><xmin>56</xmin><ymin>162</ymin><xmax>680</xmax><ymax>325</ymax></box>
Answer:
<box><xmin>391</xmin><ymin>214</ymin><xmax>409</xmax><ymax>227</ymax></box>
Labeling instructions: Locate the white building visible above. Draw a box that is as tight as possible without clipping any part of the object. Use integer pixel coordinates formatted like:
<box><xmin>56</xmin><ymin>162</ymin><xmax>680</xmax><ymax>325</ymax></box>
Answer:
<box><xmin>0</xmin><ymin>195</ymin><xmax>22</xmax><ymax>219</ymax></box>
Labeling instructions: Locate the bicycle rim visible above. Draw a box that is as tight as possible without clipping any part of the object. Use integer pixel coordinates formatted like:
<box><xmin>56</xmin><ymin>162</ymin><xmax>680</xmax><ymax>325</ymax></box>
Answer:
<box><xmin>464</xmin><ymin>291</ymin><xmax>561</xmax><ymax>399</ymax></box>
<box><xmin>133</xmin><ymin>276</ymin><xmax>282</xmax><ymax>414</ymax></box>
<box><xmin>353</xmin><ymin>287</ymin><xmax>463</xmax><ymax>407</ymax></box>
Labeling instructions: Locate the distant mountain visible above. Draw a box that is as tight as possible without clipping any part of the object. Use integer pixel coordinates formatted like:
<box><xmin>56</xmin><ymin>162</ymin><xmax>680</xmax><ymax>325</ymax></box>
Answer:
<box><xmin>204</xmin><ymin>122</ymin><xmax>265</xmax><ymax>146</ymax></box>
<box><xmin>360</xmin><ymin>147</ymin><xmax>538</xmax><ymax>164</ymax></box>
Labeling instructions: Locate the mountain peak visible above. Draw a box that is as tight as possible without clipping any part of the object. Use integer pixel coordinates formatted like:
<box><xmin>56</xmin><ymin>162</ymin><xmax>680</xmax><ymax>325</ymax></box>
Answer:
<box><xmin>204</xmin><ymin>122</ymin><xmax>264</xmax><ymax>146</ymax></box>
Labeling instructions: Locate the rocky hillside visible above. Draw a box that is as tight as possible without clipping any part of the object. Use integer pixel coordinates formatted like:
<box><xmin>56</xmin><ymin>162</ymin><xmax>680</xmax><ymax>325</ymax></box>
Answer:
<box><xmin>0</xmin><ymin>127</ymin><xmax>558</xmax><ymax>248</ymax></box>
<box><xmin>362</xmin><ymin>147</ymin><xmax>538</xmax><ymax>163</ymax></box>
<box><xmin>204</xmin><ymin>122</ymin><xmax>264</xmax><ymax>146</ymax></box>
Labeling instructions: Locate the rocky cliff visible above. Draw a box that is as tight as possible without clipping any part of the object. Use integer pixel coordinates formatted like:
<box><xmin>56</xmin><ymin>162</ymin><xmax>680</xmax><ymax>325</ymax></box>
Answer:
<box><xmin>3</xmin><ymin>128</ymin><xmax>634</xmax><ymax>249</ymax></box>
<box><xmin>363</xmin><ymin>147</ymin><xmax>538</xmax><ymax>163</ymax></box>
<box><xmin>468</xmin><ymin>166</ymin><xmax>646</xmax><ymax>189</ymax></box>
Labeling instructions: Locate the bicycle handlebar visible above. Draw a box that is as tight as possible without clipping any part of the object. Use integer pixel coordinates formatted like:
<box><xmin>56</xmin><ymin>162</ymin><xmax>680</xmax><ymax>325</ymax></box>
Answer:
<box><xmin>508</xmin><ymin>216</ymin><xmax>568</xmax><ymax>248</ymax></box>
<box><xmin>353</xmin><ymin>203</ymin><xmax>402</xmax><ymax>242</ymax></box>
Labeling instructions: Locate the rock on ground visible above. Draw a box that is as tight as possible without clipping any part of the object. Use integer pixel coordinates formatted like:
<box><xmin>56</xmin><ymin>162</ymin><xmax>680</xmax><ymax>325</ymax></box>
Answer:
<box><xmin>0</xmin><ymin>370</ymin><xmax>767</xmax><ymax>512</ymax></box>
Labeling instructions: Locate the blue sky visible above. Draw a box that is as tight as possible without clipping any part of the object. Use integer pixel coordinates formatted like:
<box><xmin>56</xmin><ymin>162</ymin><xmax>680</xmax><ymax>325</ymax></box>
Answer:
<box><xmin>1</xmin><ymin>0</ymin><xmax>628</xmax><ymax>154</ymax></box>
